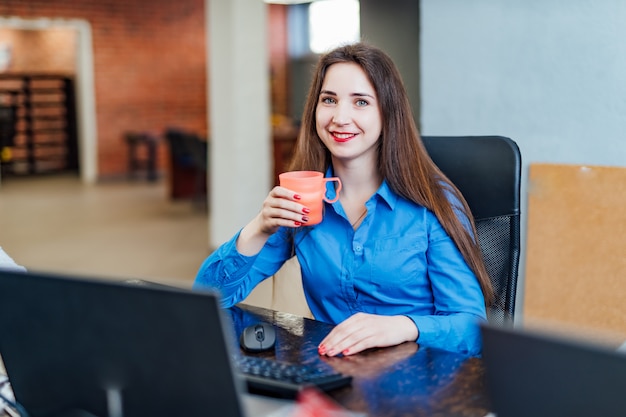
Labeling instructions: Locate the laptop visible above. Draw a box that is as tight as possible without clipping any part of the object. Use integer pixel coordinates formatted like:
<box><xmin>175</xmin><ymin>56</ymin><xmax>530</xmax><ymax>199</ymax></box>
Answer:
<box><xmin>0</xmin><ymin>269</ymin><xmax>293</xmax><ymax>417</ymax></box>
<box><xmin>481</xmin><ymin>323</ymin><xmax>626</xmax><ymax>417</ymax></box>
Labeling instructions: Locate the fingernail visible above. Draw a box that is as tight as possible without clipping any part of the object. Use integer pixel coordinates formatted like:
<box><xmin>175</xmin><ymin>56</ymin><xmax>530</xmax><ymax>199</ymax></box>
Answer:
<box><xmin>342</xmin><ymin>349</ymin><xmax>350</xmax><ymax>355</ymax></box>
<box><xmin>302</xmin><ymin>207</ymin><xmax>310</xmax><ymax>214</ymax></box>
<box><xmin>302</xmin><ymin>216</ymin><xmax>309</xmax><ymax>222</ymax></box>
<box><xmin>318</xmin><ymin>344</ymin><xmax>326</xmax><ymax>354</ymax></box>
<box><xmin>294</xmin><ymin>194</ymin><xmax>301</xmax><ymax>200</ymax></box>
<box><xmin>294</xmin><ymin>221</ymin><xmax>302</xmax><ymax>226</ymax></box>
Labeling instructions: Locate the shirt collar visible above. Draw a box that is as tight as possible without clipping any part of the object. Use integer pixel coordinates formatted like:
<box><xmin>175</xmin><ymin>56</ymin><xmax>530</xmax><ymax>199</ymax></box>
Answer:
<box><xmin>375</xmin><ymin>180</ymin><xmax>399</xmax><ymax>210</ymax></box>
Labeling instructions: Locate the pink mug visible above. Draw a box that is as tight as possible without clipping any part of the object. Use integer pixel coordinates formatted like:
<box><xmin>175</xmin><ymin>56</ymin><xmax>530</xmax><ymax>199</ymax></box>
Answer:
<box><xmin>279</xmin><ymin>171</ymin><xmax>342</xmax><ymax>225</ymax></box>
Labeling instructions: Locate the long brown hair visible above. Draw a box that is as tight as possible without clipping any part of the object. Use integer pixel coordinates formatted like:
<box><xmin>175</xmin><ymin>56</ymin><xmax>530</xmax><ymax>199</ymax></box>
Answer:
<box><xmin>288</xmin><ymin>42</ymin><xmax>494</xmax><ymax>306</ymax></box>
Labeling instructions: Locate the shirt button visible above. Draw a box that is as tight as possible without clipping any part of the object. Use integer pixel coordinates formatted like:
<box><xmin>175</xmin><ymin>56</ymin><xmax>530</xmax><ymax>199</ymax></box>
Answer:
<box><xmin>354</xmin><ymin>244</ymin><xmax>363</xmax><ymax>253</ymax></box>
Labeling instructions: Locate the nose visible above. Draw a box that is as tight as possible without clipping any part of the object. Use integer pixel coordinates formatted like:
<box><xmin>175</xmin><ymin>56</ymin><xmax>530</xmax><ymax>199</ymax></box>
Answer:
<box><xmin>332</xmin><ymin>102</ymin><xmax>351</xmax><ymax>125</ymax></box>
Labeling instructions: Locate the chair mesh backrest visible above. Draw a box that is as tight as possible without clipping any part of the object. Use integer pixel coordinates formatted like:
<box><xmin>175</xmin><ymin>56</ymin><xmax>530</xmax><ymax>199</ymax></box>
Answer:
<box><xmin>476</xmin><ymin>215</ymin><xmax>520</xmax><ymax>325</ymax></box>
<box><xmin>422</xmin><ymin>136</ymin><xmax>521</xmax><ymax>326</ymax></box>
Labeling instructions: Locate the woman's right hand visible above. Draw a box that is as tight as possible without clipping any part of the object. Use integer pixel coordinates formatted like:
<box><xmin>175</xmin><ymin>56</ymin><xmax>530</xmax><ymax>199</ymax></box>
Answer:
<box><xmin>256</xmin><ymin>186</ymin><xmax>310</xmax><ymax>234</ymax></box>
<box><xmin>236</xmin><ymin>186</ymin><xmax>310</xmax><ymax>256</ymax></box>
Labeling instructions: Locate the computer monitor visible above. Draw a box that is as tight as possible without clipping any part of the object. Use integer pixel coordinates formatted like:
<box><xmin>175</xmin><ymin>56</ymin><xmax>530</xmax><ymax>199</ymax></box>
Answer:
<box><xmin>0</xmin><ymin>269</ymin><xmax>248</xmax><ymax>417</ymax></box>
<box><xmin>481</xmin><ymin>323</ymin><xmax>626</xmax><ymax>417</ymax></box>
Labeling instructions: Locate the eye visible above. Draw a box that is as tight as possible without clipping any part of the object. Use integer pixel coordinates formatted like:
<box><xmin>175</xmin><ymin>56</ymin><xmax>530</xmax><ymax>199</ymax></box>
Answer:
<box><xmin>355</xmin><ymin>99</ymin><xmax>369</xmax><ymax>107</ymax></box>
<box><xmin>320</xmin><ymin>96</ymin><xmax>336</xmax><ymax>104</ymax></box>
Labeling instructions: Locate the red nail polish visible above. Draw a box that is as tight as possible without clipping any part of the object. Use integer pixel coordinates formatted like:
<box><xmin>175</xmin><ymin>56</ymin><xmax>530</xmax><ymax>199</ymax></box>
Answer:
<box><xmin>294</xmin><ymin>221</ymin><xmax>302</xmax><ymax>226</ymax></box>
<box><xmin>302</xmin><ymin>207</ymin><xmax>311</xmax><ymax>214</ymax></box>
<box><xmin>302</xmin><ymin>216</ymin><xmax>309</xmax><ymax>222</ymax></box>
<box><xmin>342</xmin><ymin>349</ymin><xmax>349</xmax><ymax>355</ymax></box>
<box><xmin>294</xmin><ymin>194</ymin><xmax>301</xmax><ymax>200</ymax></box>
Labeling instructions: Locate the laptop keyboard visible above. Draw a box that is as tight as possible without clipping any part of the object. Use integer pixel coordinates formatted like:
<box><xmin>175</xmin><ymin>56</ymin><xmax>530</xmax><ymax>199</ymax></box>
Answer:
<box><xmin>235</xmin><ymin>355</ymin><xmax>352</xmax><ymax>398</ymax></box>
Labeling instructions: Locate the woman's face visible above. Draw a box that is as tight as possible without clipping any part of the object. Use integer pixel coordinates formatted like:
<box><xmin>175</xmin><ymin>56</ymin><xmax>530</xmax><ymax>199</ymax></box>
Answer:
<box><xmin>315</xmin><ymin>62</ymin><xmax>382</xmax><ymax>164</ymax></box>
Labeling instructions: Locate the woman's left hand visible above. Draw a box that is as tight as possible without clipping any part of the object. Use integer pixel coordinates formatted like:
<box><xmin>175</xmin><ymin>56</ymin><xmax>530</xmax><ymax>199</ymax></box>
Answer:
<box><xmin>318</xmin><ymin>312</ymin><xmax>419</xmax><ymax>356</ymax></box>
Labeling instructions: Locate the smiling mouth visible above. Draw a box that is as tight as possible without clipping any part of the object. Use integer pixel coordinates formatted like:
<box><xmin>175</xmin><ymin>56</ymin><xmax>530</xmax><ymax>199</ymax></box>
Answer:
<box><xmin>332</xmin><ymin>132</ymin><xmax>357</xmax><ymax>143</ymax></box>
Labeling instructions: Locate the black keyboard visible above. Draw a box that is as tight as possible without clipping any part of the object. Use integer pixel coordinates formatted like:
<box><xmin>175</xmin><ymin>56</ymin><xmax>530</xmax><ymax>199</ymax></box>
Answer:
<box><xmin>235</xmin><ymin>355</ymin><xmax>352</xmax><ymax>398</ymax></box>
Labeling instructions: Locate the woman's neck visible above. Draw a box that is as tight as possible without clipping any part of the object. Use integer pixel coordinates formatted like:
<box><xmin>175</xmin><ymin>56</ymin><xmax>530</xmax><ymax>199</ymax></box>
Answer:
<box><xmin>332</xmin><ymin>156</ymin><xmax>382</xmax><ymax>203</ymax></box>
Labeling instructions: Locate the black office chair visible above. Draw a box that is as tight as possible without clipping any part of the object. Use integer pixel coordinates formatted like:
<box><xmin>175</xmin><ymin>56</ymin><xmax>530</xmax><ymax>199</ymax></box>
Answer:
<box><xmin>164</xmin><ymin>127</ymin><xmax>209</xmax><ymax>208</ymax></box>
<box><xmin>422</xmin><ymin>136</ymin><xmax>521</xmax><ymax>326</ymax></box>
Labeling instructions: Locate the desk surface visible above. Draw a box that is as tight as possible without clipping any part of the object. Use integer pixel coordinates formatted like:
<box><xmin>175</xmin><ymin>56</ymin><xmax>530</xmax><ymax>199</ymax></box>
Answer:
<box><xmin>232</xmin><ymin>304</ymin><xmax>491</xmax><ymax>417</ymax></box>
<box><xmin>0</xmin><ymin>304</ymin><xmax>491</xmax><ymax>417</ymax></box>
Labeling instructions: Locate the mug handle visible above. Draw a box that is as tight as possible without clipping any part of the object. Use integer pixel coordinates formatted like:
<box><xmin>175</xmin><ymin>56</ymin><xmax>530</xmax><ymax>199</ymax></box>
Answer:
<box><xmin>322</xmin><ymin>177</ymin><xmax>342</xmax><ymax>203</ymax></box>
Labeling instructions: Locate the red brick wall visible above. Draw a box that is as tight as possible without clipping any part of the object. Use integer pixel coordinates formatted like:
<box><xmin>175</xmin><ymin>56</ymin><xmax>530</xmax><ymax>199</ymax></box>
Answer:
<box><xmin>268</xmin><ymin>4</ymin><xmax>290</xmax><ymax>118</ymax></box>
<box><xmin>1</xmin><ymin>1</ymin><xmax>290</xmax><ymax>179</ymax></box>
<box><xmin>0</xmin><ymin>27</ymin><xmax>76</xmax><ymax>73</ymax></box>
<box><xmin>1</xmin><ymin>0</ymin><xmax>208</xmax><ymax>178</ymax></box>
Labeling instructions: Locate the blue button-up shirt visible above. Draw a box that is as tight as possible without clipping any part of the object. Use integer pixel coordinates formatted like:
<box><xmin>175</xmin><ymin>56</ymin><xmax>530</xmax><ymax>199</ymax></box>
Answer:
<box><xmin>194</xmin><ymin>180</ymin><xmax>487</xmax><ymax>356</ymax></box>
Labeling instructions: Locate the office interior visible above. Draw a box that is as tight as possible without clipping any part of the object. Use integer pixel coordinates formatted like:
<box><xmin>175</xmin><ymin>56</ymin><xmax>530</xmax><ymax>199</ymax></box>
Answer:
<box><xmin>1</xmin><ymin>0</ymin><xmax>625</xmax><ymax>356</ymax></box>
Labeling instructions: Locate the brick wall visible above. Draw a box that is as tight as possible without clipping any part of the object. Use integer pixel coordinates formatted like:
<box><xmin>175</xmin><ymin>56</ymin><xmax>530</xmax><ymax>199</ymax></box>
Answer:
<box><xmin>1</xmin><ymin>0</ymin><xmax>208</xmax><ymax>178</ymax></box>
<box><xmin>0</xmin><ymin>1</ymin><xmax>290</xmax><ymax>179</ymax></box>
<box><xmin>268</xmin><ymin>5</ymin><xmax>290</xmax><ymax>118</ymax></box>
<box><xmin>0</xmin><ymin>27</ymin><xmax>76</xmax><ymax>74</ymax></box>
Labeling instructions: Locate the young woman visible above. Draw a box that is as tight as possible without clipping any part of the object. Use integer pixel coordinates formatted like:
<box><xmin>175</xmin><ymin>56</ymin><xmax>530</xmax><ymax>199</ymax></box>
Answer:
<box><xmin>194</xmin><ymin>43</ymin><xmax>493</xmax><ymax>357</ymax></box>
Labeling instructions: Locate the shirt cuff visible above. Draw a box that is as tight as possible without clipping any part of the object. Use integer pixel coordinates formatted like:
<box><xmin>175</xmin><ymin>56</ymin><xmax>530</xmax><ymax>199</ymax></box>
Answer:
<box><xmin>410</xmin><ymin>314</ymin><xmax>484</xmax><ymax>357</ymax></box>
<box><xmin>217</xmin><ymin>231</ymin><xmax>259</xmax><ymax>284</ymax></box>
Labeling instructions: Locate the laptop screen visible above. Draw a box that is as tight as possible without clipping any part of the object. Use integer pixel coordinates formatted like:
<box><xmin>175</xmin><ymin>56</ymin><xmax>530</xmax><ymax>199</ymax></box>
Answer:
<box><xmin>0</xmin><ymin>270</ymin><xmax>246</xmax><ymax>417</ymax></box>
<box><xmin>481</xmin><ymin>323</ymin><xmax>626</xmax><ymax>417</ymax></box>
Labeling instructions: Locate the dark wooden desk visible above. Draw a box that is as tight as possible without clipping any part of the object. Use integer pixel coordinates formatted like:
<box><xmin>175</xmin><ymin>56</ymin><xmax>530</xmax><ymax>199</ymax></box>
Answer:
<box><xmin>229</xmin><ymin>304</ymin><xmax>492</xmax><ymax>417</ymax></box>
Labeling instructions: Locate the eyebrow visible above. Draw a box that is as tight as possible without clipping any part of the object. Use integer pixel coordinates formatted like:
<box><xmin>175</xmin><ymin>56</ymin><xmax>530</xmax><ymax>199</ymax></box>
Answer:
<box><xmin>320</xmin><ymin>89</ymin><xmax>376</xmax><ymax>99</ymax></box>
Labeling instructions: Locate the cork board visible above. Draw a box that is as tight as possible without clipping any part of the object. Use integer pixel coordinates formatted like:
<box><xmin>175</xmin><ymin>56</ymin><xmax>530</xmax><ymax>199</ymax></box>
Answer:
<box><xmin>524</xmin><ymin>163</ymin><xmax>626</xmax><ymax>342</ymax></box>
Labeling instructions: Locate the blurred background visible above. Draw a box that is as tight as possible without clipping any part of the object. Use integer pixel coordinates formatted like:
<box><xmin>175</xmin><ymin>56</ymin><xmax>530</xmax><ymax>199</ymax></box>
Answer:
<box><xmin>0</xmin><ymin>0</ymin><xmax>367</xmax><ymax>286</ymax></box>
<box><xmin>0</xmin><ymin>1</ymin><xmax>624</xmax><ymax>340</ymax></box>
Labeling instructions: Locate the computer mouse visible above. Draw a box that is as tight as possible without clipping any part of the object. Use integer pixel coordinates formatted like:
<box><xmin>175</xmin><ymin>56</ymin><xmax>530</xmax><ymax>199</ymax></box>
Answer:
<box><xmin>240</xmin><ymin>322</ymin><xmax>276</xmax><ymax>352</ymax></box>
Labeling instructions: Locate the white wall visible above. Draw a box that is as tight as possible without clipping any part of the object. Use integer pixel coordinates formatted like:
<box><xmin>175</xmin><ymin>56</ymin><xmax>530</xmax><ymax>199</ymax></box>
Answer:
<box><xmin>420</xmin><ymin>0</ymin><xmax>626</xmax><ymax>317</ymax></box>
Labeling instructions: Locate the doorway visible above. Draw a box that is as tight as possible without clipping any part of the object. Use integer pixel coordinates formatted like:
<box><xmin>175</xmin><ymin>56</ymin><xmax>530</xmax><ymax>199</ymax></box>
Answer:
<box><xmin>0</xmin><ymin>17</ymin><xmax>97</xmax><ymax>185</ymax></box>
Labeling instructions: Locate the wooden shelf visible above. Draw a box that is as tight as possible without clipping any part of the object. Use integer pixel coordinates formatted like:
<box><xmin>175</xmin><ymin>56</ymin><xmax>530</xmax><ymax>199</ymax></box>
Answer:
<box><xmin>0</xmin><ymin>74</ymin><xmax>78</xmax><ymax>177</ymax></box>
